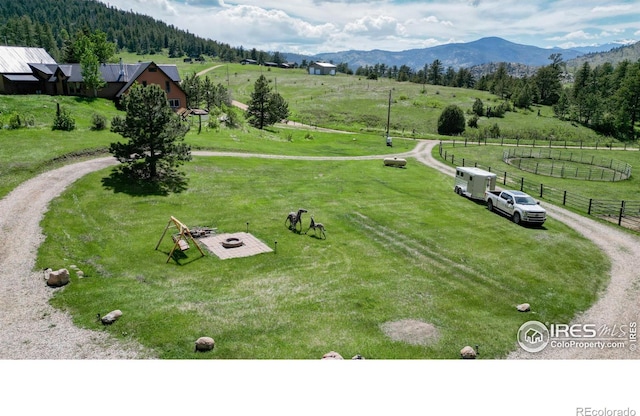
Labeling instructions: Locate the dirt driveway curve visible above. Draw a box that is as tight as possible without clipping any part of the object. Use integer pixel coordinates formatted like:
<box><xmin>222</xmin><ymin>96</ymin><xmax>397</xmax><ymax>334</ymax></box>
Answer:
<box><xmin>1</xmin><ymin>140</ymin><xmax>637</xmax><ymax>359</ymax></box>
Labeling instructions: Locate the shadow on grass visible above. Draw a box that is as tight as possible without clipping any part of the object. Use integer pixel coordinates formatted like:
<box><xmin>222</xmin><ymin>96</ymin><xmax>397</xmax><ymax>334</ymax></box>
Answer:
<box><xmin>101</xmin><ymin>168</ymin><xmax>188</xmax><ymax>196</ymax></box>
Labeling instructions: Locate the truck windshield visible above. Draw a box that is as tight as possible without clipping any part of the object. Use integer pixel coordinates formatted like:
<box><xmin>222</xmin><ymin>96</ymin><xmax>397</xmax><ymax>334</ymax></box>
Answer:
<box><xmin>515</xmin><ymin>196</ymin><xmax>537</xmax><ymax>205</ymax></box>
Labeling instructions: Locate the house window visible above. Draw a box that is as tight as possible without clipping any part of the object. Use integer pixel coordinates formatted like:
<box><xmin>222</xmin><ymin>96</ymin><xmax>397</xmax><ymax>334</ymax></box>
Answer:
<box><xmin>169</xmin><ymin>98</ymin><xmax>180</xmax><ymax>108</ymax></box>
<box><xmin>149</xmin><ymin>67</ymin><xmax>157</xmax><ymax>72</ymax></box>
<box><xmin>165</xmin><ymin>81</ymin><xmax>171</xmax><ymax>93</ymax></box>
<box><xmin>142</xmin><ymin>81</ymin><xmax>147</xmax><ymax>87</ymax></box>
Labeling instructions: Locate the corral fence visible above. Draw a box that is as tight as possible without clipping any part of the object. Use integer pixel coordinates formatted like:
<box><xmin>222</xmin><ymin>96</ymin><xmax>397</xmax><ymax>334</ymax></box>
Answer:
<box><xmin>439</xmin><ymin>143</ymin><xmax>640</xmax><ymax>232</ymax></box>
<box><xmin>502</xmin><ymin>148</ymin><xmax>632</xmax><ymax>181</ymax></box>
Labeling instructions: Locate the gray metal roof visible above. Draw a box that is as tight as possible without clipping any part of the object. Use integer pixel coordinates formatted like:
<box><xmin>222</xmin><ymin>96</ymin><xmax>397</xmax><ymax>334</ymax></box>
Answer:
<box><xmin>0</xmin><ymin>46</ymin><xmax>56</xmax><ymax>73</ymax></box>
<box><xmin>3</xmin><ymin>74</ymin><xmax>39</xmax><ymax>81</ymax></box>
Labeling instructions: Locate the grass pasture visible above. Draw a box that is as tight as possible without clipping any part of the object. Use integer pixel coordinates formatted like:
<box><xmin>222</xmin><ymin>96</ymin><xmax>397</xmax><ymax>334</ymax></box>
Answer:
<box><xmin>37</xmin><ymin>155</ymin><xmax>609</xmax><ymax>359</ymax></box>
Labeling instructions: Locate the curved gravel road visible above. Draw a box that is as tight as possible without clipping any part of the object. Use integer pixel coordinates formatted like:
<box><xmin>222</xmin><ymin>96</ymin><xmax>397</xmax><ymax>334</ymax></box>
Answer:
<box><xmin>1</xmin><ymin>141</ymin><xmax>638</xmax><ymax>359</ymax></box>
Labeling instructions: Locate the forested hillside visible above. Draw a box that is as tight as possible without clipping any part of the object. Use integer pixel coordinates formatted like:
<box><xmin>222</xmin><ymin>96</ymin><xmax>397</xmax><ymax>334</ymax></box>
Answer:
<box><xmin>0</xmin><ymin>0</ymin><xmax>257</xmax><ymax>62</ymax></box>
<box><xmin>566</xmin><ymin>42</ymin><xmax>640</xmax><ymax>71</ymax></box>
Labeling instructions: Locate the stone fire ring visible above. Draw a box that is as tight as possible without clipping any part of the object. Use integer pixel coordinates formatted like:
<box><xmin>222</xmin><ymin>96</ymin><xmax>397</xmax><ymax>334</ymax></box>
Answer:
<box><xmin>221</xmin><ymin>237</ymin><xmax>244</xmax><ymax>249</ymax></box>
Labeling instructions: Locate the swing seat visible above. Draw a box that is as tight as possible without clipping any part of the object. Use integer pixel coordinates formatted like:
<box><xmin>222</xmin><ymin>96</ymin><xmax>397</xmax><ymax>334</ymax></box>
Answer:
<box><xmin>172</xmin><ymin>234</ymin><xmax>190</xmax><ymax>251</ymax></box>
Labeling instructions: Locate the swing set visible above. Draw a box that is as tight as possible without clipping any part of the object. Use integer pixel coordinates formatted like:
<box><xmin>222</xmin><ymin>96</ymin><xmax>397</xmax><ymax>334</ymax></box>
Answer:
<box><xmin>155</xmin><ymin>216</ymin><xmax>206</xmax><ymax>263</ymax></box>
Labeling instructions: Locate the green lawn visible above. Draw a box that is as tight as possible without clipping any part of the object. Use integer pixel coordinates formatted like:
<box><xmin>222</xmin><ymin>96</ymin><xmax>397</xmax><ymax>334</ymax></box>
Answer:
<box><xmin>37</xmin><ymin>155</ymin><xmax>609</xmax><ymax>359</ymax></box>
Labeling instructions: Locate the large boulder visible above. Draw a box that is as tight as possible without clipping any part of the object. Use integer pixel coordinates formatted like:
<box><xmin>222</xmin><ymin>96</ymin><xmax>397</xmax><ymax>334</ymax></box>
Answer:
<box><xmin>321</xmin><ymin>351</ymin><xmax>343</xmax><ymax>360</ymax></box>
<box><xmin>460</xmin><ymin>346</ymin><xmax>477</xmax><ymax>359</ymax></box>
<box><xmin>100</xmin><ymin>310</ymin><xmax>122</xmax><ymax>325</ymax></box>
<box><xmin>46</xmin><ymin>268</ymin><xmax>70</xmax><ymax>287</ymax></box>
<box><xmin>195</xmin><ymin>337</ymin><xmax>215</xmax><ymax>352</ymax></box>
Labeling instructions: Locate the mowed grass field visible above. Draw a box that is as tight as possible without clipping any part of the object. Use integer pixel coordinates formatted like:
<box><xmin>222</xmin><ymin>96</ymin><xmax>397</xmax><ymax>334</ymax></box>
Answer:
<box><xmin>37</xmin><ymin>155</ymin><xmax>609</xmax><ymax>359</ymax></box>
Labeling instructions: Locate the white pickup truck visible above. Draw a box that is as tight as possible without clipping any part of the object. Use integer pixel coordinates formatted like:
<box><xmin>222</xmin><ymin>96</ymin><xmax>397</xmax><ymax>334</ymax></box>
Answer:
<box><xmin>485</xmin><ymin>190</ymin><xmax>546</xmax><ymax>226</ymax></box>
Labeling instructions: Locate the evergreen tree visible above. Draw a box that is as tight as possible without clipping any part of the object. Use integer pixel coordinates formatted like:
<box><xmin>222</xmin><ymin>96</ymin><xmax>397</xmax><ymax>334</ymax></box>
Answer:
<box><xmin>437</xmin><ymin>105</ymin><xmax>466</xmax><ymax>136</ymax></box>
<box><xmin>613</xmin><ymin>62</ymin><xmax>640</xmax><ymax>141</ymax></box>
<box><xmin>109</xmin><ymin>83</ymin><xmax>191</xmax><ymax>184</ymax></box>
<box><xmin>472</xmin><ymin>98</ymin><xmax>484</xmax><ymax>117</ymax></box>
<box><xmin>246</xmin><ymin>75</ymin><xmax>289</xmax><ymax>129</ymax></box>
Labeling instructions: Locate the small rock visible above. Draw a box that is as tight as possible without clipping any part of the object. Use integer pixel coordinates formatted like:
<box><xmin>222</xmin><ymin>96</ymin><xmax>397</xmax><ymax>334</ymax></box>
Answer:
<box><xmin>76</xmin><ymin>270</ymin><xmax>85</xmax><ymax>278</ymax></box>
<box><xmin>46</xmin><ymin>268</ymin><xmax>70</xmax><ymax>287</ymax></box>
<box><xmin>195</xmin><ymin>337</ymin><xmax>215</xmax><ymax>352</ymax></box>
<box><xmin>100</xmin><ymin>309</ymin><xmax>122</xmax><ymax>325</ymax></box>
<box><xmin>460</xmin><ymin>346</ymin><xmax>477</xmax><ymax>359</ymax></box>
<box><xmin>69</xmin><ymin>265</ymin><xmax>79</xmax><ymax>270</ymax></box>
<box><xmin>516</xmin><ymin>303</ymin><xmax>531</xmax><ymax>312</ymax></box>
<box><xmin>321</xmin><ymin>351</ymin><xmax>343</xmax><ymax>360</ymax></box>
<box><xmin>351</xmin><ymin>354</ymin><xmax>365</xmax><ymax>360</ymax></box>
<box><xmin>43</xmin><ymin>268</ymin><xmax>53</xmax><ymax>280</ymax></box>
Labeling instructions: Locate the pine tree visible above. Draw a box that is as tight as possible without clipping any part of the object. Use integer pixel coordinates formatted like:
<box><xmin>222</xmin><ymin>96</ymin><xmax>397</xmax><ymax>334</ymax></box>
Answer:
<box><xmin>109</xmin><ymin>83</ymin><xmax>191</xmax><ymax>185</ymax></box>
<box><xmin>437</xmin><ymin>105</ymin><xmax>466</xmax><ymax>136</ymax></box>
<box><xmin>245</xmin><ymin>75</ymin><xmax>289</xmax><ymax>129</ymax></box>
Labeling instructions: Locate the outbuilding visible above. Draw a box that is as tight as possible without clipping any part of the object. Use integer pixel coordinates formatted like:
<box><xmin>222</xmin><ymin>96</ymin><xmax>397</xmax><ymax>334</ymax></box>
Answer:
<box><xmin>308</xmin><ymin>62</ymin><xmax>337</xmax><ymax>75</ymax></box>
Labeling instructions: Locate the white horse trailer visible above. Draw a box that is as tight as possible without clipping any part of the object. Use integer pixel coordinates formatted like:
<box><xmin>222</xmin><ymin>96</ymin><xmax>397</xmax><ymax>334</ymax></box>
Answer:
<box><xmin>454</xmin><ymin>167</ymin><xmax>497</xmax><ymax>200</ymax></box>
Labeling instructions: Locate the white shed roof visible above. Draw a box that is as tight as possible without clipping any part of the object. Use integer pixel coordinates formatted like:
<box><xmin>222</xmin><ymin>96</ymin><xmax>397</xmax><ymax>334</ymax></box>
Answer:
<box><xmin>311</xmin><ymin>62</ymin><xmax>337</xmax><ymax>68</ymax></box>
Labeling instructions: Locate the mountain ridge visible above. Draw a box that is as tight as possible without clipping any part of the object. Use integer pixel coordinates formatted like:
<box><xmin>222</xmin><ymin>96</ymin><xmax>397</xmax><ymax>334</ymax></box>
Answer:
<box><xmin>285</xmin><ymin>37</ymin><xmax>634</xmax><ymax>71</ymax></box>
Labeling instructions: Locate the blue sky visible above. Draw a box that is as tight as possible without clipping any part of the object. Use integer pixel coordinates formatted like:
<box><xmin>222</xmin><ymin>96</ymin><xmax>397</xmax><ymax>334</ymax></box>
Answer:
<box><xmin>99</xmin><ymin>0</ymin><xmax>639</xmax><ymax>54</ymax></box>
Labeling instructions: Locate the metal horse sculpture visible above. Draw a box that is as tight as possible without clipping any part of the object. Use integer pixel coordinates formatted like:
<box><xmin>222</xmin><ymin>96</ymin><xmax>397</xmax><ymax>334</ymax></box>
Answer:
<box><xmin>305</xmin><ymin>215</ymin><xmax>326</xmax><ymax>239</ymax></box>
<box><xmin>285</xmin><ymin>208</ymin><xmax>307</xmax><ymax>233</ymax></box>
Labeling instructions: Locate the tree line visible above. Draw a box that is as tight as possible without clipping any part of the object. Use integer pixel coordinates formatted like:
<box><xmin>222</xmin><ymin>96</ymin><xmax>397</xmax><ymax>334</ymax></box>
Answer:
<box><xmin>0</xmin><ymin>0</ymin><xmax>282</xmax><ymax>63</ymax></box>
<box><xmin>345</xmin><ymin>53</ymin><xmax>639</xmax><ymax>142</ymax></box>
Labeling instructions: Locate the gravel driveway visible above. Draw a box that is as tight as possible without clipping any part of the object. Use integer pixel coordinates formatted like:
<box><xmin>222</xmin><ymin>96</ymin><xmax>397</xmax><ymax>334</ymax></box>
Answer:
<box><xmin>1</xmin><ymin>141</ymin><xmax>637</xmax><ymax>359</ymax></box>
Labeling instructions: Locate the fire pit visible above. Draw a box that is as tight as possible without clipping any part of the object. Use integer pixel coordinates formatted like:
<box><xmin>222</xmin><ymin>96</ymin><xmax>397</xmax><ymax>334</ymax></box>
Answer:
<box><xmin>221</xmin><ymin>237</ymin><xmax>244</xmax><ymax>248</ymax></box>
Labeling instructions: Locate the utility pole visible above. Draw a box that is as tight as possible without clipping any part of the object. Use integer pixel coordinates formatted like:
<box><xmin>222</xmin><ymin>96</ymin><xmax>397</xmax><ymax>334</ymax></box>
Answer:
<box><xmin>385</xmin><ymin>90</ymin><xmax>392</xmax><ymax>146</ymax></box>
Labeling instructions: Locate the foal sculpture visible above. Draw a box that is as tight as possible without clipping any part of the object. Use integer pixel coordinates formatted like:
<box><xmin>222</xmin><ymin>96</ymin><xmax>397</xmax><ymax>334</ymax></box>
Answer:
<box><xmin>285</xmin><ymin>208</ymin><xmax>307</xmax><ymax>232</ymax></box>
<box><xmin>305</xmin><ymin>215</ymin><xmax>326</xmax><ymax>239</ymax></box>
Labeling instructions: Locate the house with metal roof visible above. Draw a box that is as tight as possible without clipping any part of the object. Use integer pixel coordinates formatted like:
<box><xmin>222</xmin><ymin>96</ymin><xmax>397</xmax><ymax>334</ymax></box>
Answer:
<box><xmin>308</xmin><ymin>62</ymin><xmax>337</xmax><ymax>75</ymax></box>
<box><xmin>0</xmin><ymin>46</ymin><xmax>186</xmax><ymax>110</ymax></box>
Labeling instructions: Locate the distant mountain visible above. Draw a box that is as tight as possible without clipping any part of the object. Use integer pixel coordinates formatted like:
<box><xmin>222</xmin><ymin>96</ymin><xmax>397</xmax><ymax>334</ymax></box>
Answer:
<box><xmin>286</xmin><ymin>37</ymin><xmax>623</xmax><ymax>71</ymax></box>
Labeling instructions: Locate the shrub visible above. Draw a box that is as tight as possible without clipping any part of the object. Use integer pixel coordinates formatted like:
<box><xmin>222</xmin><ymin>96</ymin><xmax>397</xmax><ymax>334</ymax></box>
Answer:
<box><xmin>8</xmin><ymin>112</ymin><xmax>23</xmax><ymax>129</ymax></box>
<box><xmin>468</xmin><ymin>115</ymin><xmax>479</xmax><ymax>128</ymax></box>
<box><xmin>52</xmin><ymin>106</ymin><xmax>76</xmax><ymax>131</ymax></box>
<box><xmin>91</xmin><ymin>113</ymin><xmax>108</xmax><ymax>130</ymax></box>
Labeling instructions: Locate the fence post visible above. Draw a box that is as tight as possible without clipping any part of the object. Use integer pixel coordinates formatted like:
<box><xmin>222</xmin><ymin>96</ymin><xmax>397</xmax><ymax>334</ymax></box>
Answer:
<box><xmin>563</xmin><ymin>190</ymin><xmax>567</xmax><ymax>206</ymax></box>
<box><xmin>588</xmin><ymin>199</ymin><xmax>592</xmax><ymax>215</ymax></box>
<box><xmin>540</xmin><ymin>183</ymin><xmax>543</xmax><ymax>198</ymax></box>
<box><xmin>452</xmin><ymin>155</ymin><xmax>455</xmax><ymax>165</ymax></box>
<box><xmin>618</xmin><ymin>201</ymin><xmax>625</xmax><ymax>226</ymax></box>
<box><xmin>462</xmin><ymin>158</ymin><xmax>465</xmax><ymax>167</ymax></box>
<box><xmin>520</xmin><ymin>177</ymin><xmax>524</xmax><ymax>191</ymax></box>
<box><xmin>503</xmin><ymin>172</ymin><xmax>507</xmax><ymax>185</ymax></box>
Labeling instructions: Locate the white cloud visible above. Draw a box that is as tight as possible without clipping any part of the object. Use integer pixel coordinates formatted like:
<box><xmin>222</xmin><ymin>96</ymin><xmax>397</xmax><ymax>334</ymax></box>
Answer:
<box><xmin>96</xmin><ymin>0</ymin><xmax>639</xmax><ymax>55</ymax></box>
<box><xmin>591</xmin><ymin>5</ymin><xmax>633</xmax><ymax>13</ymax></box>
